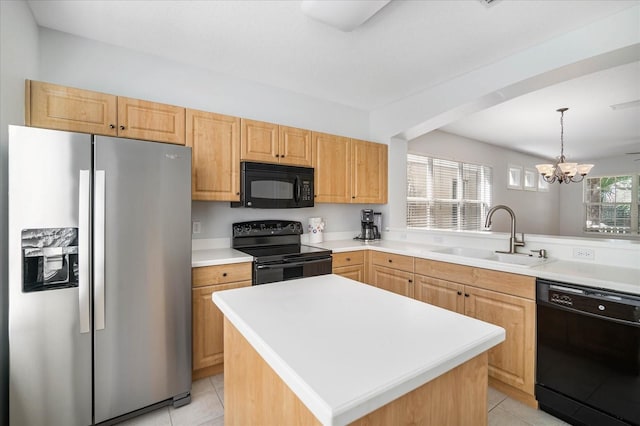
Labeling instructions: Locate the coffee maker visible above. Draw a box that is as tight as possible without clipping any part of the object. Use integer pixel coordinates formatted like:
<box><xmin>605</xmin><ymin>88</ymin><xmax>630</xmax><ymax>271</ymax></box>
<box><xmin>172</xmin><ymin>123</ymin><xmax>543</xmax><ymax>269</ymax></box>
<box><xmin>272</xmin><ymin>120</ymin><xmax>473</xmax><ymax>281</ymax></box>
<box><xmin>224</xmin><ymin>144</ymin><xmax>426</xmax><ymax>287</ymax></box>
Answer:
<box><xmin>355</xmin><ymin>209</ymin><xmax>381</xmax><ymax>241</ymax></box>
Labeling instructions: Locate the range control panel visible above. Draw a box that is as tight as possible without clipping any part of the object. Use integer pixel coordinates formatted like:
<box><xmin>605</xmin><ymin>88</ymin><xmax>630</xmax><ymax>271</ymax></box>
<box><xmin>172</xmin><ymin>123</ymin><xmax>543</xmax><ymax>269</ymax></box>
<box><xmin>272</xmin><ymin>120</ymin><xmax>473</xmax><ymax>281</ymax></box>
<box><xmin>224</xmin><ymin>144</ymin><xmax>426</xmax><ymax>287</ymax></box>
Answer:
<box><xmin>232</xmin><ymin>220</ymin><xmax>303</xmax><ymax>237</ymax></box>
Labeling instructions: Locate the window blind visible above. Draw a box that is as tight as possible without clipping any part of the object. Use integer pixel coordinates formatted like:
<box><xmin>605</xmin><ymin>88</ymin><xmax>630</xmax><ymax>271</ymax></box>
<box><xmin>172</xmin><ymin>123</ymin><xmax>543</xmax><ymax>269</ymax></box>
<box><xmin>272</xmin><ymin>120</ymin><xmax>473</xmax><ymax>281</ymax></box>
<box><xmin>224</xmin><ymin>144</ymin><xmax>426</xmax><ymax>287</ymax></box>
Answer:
<box><xmin>407</xmin><ymin>154</ymin><xmax>492</xmax><ymax>231</ymax></box>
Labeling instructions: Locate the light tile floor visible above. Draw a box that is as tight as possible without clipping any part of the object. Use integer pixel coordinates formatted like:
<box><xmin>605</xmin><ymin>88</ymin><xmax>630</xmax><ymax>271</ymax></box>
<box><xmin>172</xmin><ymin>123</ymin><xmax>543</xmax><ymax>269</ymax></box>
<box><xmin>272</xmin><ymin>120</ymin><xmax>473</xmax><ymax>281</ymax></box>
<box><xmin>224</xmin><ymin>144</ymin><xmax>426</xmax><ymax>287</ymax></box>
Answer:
<box><xmin>117</xmin><ymin>374</ymin><xmax>569</xmax><ymax>425</ymax></box>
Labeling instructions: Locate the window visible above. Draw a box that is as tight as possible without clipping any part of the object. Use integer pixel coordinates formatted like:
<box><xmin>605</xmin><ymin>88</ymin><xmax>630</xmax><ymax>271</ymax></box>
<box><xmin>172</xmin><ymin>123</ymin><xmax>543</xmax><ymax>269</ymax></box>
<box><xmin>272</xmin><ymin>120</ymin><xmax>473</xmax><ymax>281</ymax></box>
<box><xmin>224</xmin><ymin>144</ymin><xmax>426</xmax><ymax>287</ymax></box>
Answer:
<box><xmin>584</xmin><ymin>174</ymin><xmax>640</xmax><ymax>235</ymax></box>
<box><xmin>407</xmin><ymin>154</ymin><xmax>492</xmax><ymax>230</ymax></box>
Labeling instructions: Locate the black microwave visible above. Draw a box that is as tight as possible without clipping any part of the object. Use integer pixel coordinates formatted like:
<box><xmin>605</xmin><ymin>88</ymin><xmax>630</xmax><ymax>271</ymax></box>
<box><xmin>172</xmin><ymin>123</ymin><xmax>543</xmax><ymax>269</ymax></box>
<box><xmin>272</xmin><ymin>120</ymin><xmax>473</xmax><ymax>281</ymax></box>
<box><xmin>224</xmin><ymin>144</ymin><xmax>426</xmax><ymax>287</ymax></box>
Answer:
<box><xmin>231</xmin><ymin>162</ymin><xmax>314</xmax><ymax>208</ymax></box>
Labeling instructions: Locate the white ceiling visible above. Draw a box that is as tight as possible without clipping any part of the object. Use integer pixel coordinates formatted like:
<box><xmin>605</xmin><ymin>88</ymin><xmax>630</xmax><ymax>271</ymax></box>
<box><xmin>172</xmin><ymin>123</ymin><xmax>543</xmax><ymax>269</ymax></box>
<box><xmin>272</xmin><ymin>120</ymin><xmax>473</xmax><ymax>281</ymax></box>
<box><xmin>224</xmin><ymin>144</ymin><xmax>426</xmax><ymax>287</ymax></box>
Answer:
<box><xmin>27</xmin><ymin>0</ymin><xmax>640</xmax><ymax>160</ymax></box>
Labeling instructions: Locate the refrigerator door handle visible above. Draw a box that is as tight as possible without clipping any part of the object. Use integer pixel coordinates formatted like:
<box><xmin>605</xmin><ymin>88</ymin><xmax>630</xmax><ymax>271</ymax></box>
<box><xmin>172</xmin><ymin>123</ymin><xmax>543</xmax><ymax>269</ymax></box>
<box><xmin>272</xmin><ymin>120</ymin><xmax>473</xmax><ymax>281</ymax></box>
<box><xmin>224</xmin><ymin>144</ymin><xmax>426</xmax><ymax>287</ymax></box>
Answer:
<box><xmin>95</xmin><ymin>170</ymin><xmax>106</xmax><ymax>331</ymax></box>
<box><xmin>79</xmin><ymin>170</ymin><xmax>91</xmax><ymax>334</ymax></box>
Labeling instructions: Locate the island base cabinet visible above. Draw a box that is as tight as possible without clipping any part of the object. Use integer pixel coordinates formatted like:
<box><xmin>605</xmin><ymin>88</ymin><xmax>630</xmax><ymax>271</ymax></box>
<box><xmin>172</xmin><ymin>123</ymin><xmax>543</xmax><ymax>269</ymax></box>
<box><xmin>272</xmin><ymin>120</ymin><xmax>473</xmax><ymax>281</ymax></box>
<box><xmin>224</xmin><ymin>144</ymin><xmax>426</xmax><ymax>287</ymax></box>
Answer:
<box><xmin>224</xmin><ymin>317</ymin><xmax>490</xmax><ymax>426</ymax></box>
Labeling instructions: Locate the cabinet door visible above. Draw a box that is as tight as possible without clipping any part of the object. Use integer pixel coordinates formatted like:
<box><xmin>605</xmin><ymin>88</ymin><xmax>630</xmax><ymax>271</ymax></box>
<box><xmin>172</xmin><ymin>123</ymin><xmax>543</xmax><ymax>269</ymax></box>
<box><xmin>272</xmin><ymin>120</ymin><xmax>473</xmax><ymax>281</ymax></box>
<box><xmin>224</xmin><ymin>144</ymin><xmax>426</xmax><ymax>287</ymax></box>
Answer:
<box><xmin>27</xmin><ymin>80</ymin><xmax>117</xmax><ymax>136</ymax></box>
<box><xmin>186</xmin><ymin>109</ymin><xmax>240</xmax><ymax>201</ymax></box>
<box><xmin>351</xmin><ymin>139</ymin><xmax>388</xmax><ymax>204</ymax></box>
<box><xmin>117</xmin><ymin>97</ymin><xmax>185</xmax><ymax>145</ymax></box>
<box><xmin>240</xmin><ymin>118</ymin><xmax>279</xmax><ymax>163</ymax></box>
<box><xmin>414</xmin><ymin>275</ymin><xmax>465</xmax><ymax>314</ymax></box>
<box><xmin>370</xmin><ymin>265</ymin><xmax>413</xmax><ymax>297</ymax></box>
<box><xmin>312</xmin><ymin>132</ymin><xmax>351</xmax><ymax>203</ymax></box>
<box><xmin>192</xmin><ymin>281</ymin><xmax>251</xmax><ymax>371</ymax></box>
<box><xmin>465</xmin><ymin>286</ymin><xmax>535</xmax><ymax>396</ymax></box>
<box><xmin>333</xmin><ymin>265</ymin><xmax>364</xmax><ymax>282</ymax></box>
<box><xmin>279</xmin><ymin>125</ymin><xmax>312</xmax><ymax>166</ymax></box>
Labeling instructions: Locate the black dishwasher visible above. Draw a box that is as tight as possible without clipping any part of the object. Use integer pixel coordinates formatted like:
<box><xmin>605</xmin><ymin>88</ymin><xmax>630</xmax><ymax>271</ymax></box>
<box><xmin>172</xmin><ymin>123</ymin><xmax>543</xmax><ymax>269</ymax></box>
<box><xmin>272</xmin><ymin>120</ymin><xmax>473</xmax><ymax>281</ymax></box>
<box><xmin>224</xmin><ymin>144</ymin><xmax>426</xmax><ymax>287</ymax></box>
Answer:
<box><xmin>536</xmin><ymin>278</ymin><xmax>640</xmax><ymax>425</ymax></box>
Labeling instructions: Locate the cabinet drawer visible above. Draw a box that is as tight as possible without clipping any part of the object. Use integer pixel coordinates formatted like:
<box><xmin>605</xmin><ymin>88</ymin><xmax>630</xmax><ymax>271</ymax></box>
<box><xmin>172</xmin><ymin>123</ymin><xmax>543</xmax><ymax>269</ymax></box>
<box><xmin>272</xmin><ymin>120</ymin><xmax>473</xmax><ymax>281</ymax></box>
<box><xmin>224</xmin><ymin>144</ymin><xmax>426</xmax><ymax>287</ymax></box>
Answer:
<box><xmin>332</xmin><ymin>251</ymin><xmax>364</xmax><ymax>268</ymax></box>
<box><xmin>192</xmin><ymin>262</ymin><xmax>252</xmax><ymax>287</ymax></box>
<box><xmin>333</xmin><ymin>265</ymin><xmax>364</xmax><ymax>282</ymax></box>
<box><xmin>370</xmin><ymin>251</ymin><xmax>414</xmax><ymax>272</ymax></box>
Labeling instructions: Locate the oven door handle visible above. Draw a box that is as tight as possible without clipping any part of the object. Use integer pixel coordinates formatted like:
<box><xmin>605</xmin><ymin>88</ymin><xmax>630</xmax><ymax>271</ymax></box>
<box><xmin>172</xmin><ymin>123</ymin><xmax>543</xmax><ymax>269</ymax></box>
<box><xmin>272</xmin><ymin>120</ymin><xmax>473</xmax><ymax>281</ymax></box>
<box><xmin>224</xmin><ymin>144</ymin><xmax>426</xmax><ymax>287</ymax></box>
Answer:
<box><xmin>256</xmin><ymin>258</ymin><xmax>330</xmax><ymax>269</ymax></box>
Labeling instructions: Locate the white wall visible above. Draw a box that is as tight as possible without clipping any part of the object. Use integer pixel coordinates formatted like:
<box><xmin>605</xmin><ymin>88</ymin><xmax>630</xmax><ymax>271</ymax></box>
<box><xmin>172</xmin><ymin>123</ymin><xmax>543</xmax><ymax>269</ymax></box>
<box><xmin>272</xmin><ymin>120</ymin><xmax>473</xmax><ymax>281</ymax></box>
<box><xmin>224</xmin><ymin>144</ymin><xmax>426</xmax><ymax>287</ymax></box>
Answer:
<box><xmin>407</xmin><ymin>130</ymin><xmax>561</xmax><ymax>235</ymax></box>
<box><xmin>559</xmin><ymin>153</ymin><xmax>640</xmax><ymax>237</ymax></box>
<box><xmin>0</xmin><ymin>1</ymin><xmax>40</xmax><ymax>422</ymax></box>
<box><xmin>36</xmin><ymin>28</ymin><xmax>381</xmax><ymax>240</ymax></box>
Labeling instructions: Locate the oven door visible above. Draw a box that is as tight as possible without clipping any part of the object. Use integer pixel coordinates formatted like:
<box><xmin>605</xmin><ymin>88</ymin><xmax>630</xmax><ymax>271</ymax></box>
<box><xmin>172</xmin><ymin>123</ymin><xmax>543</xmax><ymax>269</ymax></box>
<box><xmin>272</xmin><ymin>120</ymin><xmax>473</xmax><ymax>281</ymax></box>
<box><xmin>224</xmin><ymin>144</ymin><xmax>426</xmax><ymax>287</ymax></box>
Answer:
<box><xmin>237</xmin><ymin>162</ymin><xmax>314</xmax><ymax>209</ymax></box>
<box><xmin>253</xmin><ymin>257</ymin><xmax>332</xmax><ymax>285</ymax></box>
<box><xmin>536</xmin><ymin>281</ymin><xmax>640</xmax><ymax>426</ymax></box>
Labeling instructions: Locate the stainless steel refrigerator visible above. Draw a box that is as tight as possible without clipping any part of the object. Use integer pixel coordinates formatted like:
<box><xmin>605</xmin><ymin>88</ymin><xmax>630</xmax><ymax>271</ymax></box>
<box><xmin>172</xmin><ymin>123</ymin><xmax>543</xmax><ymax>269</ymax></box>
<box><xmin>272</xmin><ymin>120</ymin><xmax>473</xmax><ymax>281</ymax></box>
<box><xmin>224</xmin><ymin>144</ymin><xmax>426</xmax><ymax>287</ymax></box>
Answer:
<box><xmin>8</xmin><ymin>125</ymin><xmax>192</xmax><ymax>425</ymax></box>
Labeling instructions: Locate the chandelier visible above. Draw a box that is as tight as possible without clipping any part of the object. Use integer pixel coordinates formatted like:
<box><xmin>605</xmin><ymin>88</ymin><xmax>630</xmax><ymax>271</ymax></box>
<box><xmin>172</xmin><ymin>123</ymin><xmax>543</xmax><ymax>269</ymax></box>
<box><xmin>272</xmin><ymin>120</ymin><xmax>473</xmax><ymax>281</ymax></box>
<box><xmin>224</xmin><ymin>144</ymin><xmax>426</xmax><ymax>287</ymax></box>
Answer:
<box><xmin>535</xmin><ymin>108</ymin><xmax>593</xmax><ymax>184</ymax></box>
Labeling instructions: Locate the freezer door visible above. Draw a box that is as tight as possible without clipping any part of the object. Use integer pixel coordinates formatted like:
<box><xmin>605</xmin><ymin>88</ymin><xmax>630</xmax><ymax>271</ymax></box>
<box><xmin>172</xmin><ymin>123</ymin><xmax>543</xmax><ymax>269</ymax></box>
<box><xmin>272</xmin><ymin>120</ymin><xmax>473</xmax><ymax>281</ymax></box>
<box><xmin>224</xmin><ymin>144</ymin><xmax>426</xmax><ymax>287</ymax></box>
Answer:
<box><xmin>8</xmin><ymin>126</ymin><xmax>93</xmax><ymax>426</ymax></box>
<box><xmin>93</xmin><ymin>137</ymin><xmax>192</xmax><ymax>423</ymax></box>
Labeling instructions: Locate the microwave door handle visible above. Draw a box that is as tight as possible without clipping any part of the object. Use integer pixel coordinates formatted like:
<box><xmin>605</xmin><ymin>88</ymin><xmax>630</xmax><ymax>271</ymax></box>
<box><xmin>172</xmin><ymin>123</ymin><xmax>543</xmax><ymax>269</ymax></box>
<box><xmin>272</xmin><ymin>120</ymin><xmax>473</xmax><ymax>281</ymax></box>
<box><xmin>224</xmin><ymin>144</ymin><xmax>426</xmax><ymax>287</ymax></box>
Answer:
<box><xmin>294</xmin><ymin>176</ymin><xmax>301</xmax><ymax>203</ymax></box>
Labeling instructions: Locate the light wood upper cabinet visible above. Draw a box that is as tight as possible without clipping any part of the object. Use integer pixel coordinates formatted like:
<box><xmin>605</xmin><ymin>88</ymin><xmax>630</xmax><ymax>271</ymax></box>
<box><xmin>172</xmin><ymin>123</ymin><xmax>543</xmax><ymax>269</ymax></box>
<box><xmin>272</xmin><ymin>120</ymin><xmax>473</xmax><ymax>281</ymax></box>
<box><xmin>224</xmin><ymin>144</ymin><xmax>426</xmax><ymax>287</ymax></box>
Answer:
<box><xmin>186</xmin><ymin>109</ymin><xmax>241</xmax><ymax>201</ymax></box>
<box><xmin>241</xmin><ymin>119</ymin><xmax>312</xmax><ymax>166</ymax></box>
<box><xmin>279</xmin><ymin>125</ymin><xmax>312</xmax><ymax>166</ymax></box>
<box><xmin>117</xmin><ymin>97</ymin><xmax>185</xmax><ymax>145</ymax></box>
<box><xmin>26</xmin><ymin>80</ymin><xmax>186</xmax><ymax>145</ymax></box>
<box><xmin>240</xmin><ymin>118</ymin><xmax>279</xmax><ymax>163</ymax></box>
<box><xmin>26</xmin><ymin>80</ymin><xmax>118</xmax><ymax>136</ymax></box>
<box><xmin>313</xmin><ymin>132</ymin><xmax>351</xmax><ymax>203</ymax></box>
<box><xmin>313</xmin><ymin>133</ymin><xmax>388</xmax><ymax>204</ymax></box>
<box><xmin>351</xmin><ymin>139</ymin><xmax>388</xmax><ymax>204</ymax></box>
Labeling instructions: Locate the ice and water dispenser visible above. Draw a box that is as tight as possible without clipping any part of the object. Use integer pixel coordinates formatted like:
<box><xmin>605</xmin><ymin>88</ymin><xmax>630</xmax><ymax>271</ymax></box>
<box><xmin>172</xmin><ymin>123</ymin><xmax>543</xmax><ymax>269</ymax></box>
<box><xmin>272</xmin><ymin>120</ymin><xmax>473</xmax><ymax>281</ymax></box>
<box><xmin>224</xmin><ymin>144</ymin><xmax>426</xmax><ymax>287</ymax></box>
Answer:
<box><xmin>21</xmin><ymin>227</ymin><xmax>79</xmax><ymax>292</ymax></box>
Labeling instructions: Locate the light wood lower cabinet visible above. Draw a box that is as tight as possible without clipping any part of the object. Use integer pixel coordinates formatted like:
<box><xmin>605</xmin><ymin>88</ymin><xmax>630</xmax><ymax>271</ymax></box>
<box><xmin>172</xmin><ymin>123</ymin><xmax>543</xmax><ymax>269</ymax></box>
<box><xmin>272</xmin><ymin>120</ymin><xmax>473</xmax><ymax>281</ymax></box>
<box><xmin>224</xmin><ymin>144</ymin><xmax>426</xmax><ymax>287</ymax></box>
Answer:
<box><xmin>414</xmin><ymin>275</ymin><xmax>465</xmax><ymax>313</ymax></box>
<box><xmin>369</xmin><ymin>252</ymin><xmax>414</xmax><ymax>297</ymax></box>
<box><xmin>465</xmin><ymin>286</ymin><xmax>535</xmax><ymax>398</ymax></box>
<box><xmin>192</xmin><ymin>262</ymin><xmax>252</xmax><ymax>379</ymax></box>
<box><xmin>413</xmin><ymin>258</ymin><xmax>536</xmax><ymax>407</ymax></box>
<box><xmin>332</xmin><ymin>251</ymin><xmax>365</xmax><ymax>282</ymax></box>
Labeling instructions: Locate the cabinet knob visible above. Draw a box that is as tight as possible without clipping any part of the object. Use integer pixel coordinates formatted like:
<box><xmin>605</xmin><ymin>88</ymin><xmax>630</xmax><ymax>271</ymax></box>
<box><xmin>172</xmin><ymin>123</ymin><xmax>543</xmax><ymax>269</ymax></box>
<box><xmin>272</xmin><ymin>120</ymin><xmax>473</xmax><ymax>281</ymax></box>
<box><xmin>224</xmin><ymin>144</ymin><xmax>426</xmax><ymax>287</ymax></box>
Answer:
<box><xmin>408</xmin><ymin>279</ymin><xmax>413</xmax><ymax>283</ymax></box>
<box><xmin>464</xmin><ymin>293</ymin><xmax>469</xmax><ymax>298</ymax></box>
<box><xmin>352</xmin><ymin>196</ymin><xmax>356</xmax><ymax>199</ymax></box>
<box><xmin>119</xmin><ymin>125</ymin><xmax>125</xmax><ymax>130</ymax></box>
<box><xmin>388</xmin><ymin>259</ymin><xmax>392</xmax><ymax>263</ymax></box>
<box><xmin>457</xmin><ymin>291</ymin><xmax>462</xmax><ymax>296</ymax></box>
<box><xmin>281</xmin><ymin>155</ymin><xmax>285</xmax><ymax>158</ymax></box>
<box><xmin>275</xmin><ymin>154</ymin><xmax>280</xmax><ymax>158</ymax></box>
<box><xmin>236</xmin><ymin>192</ymin><xmax>240</xmax><ymax>195</ymax></box>
<box><xmin>109</xmin><ymin>124</ymin><xmax>115</xmax><ymax>129</ymax></box>
<box><xmin>346</xmin><ymin>258</ymin><xmax>351</xmax><ymax>261</ymax></box>
<box><xmin>222</xmin><ymin>272</ymin><xmax>227</xmax><ymax>277</ymax></box>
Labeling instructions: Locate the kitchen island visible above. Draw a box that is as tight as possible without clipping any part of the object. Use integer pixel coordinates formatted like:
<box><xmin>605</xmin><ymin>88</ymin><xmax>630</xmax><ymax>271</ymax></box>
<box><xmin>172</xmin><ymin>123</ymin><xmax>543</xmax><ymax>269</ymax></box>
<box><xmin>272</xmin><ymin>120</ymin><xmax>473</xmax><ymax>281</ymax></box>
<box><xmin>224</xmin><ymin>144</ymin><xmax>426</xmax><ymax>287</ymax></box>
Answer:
<box><xmin>213</xmin><ymin>274</ymin><xmax>505</xmax><ymax>425</ymax></box>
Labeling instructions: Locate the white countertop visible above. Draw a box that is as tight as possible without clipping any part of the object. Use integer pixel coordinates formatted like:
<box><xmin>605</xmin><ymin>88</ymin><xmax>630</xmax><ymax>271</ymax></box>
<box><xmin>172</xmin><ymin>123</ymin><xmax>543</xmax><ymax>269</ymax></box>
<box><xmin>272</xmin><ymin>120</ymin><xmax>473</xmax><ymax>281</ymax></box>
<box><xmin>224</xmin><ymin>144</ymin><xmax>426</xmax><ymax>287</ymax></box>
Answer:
<box><xmin>191</xmin><ymin>247</ymin><xmax>252</xmax><ymax>267</ymax></box>
<box><xmin>212</xmin><ymin>275</ymin><xmax>505</xmax><ymax>426</ymax></box>
<box><xmin>193</xmin><ymin>239</ymin><xmax>640</xmax><ymax>295</ymax></box>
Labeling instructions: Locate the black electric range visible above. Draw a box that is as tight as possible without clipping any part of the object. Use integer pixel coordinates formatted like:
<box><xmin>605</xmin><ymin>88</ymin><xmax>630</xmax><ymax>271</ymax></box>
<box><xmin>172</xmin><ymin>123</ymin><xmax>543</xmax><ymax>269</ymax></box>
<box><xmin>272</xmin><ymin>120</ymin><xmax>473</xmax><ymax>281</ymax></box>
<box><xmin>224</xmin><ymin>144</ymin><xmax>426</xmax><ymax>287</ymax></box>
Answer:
<box><xmin>232</xmin><ymin>220</ymin><xmax>332</xmax><ymax>285</ymax></box>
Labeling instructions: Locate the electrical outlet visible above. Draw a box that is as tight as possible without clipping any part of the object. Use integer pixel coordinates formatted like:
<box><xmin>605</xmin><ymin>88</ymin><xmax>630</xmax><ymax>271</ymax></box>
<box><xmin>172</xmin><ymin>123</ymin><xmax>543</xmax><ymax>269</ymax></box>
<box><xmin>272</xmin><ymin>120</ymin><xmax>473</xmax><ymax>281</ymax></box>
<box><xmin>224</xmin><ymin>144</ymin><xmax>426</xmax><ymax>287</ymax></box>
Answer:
<box><xmin>192</xmin><ymin>221</ymin><xmax>201</xmax><ymax>234</ymax></box>
<box><xmin>572</xmin><ymin>247</ymin><xmax>594</xmax><ymax>260</ymax></box>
